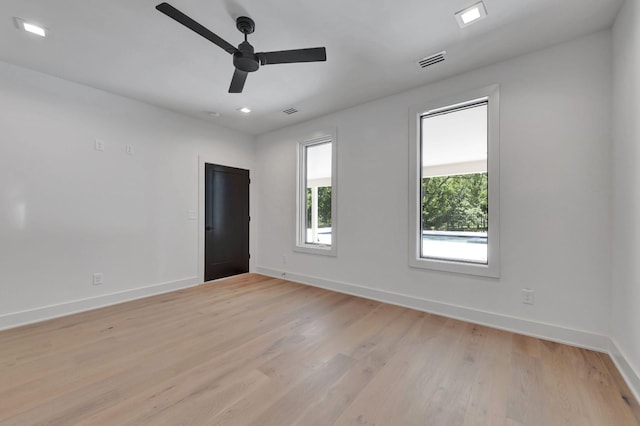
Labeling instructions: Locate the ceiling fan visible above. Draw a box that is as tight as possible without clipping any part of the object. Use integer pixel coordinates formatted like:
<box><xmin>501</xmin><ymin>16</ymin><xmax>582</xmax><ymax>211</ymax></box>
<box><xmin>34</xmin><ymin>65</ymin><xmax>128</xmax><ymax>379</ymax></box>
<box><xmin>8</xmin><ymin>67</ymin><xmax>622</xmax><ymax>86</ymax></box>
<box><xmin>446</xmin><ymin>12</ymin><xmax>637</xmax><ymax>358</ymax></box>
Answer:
<box><xmin>156</xmin><ymin>2</ymin><xmax>327</xmax><ymax>93</ymax></box>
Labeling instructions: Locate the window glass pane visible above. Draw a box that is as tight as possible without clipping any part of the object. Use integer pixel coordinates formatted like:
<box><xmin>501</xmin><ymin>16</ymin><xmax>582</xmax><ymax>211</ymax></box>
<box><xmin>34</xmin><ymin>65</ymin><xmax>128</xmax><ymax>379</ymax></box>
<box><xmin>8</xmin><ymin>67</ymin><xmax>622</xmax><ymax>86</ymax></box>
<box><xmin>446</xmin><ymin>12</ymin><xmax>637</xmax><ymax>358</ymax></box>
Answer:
<box><xmin>304</xmin><ymin>142</ymin><xmax>332</xmax><ymax>245</ymax></box>
<box><xmin>421</xmin><ymin>103</ymin><xmax>488</xmax><ymax>263</ymax></box>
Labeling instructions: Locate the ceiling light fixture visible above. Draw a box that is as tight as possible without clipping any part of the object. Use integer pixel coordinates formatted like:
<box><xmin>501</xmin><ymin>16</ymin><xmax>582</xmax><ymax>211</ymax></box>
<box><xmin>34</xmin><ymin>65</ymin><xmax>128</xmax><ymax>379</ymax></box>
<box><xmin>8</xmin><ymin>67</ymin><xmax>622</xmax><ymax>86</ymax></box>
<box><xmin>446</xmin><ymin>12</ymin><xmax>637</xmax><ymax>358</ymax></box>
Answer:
<box><xmin>14</xmin><ymin>18</ymin><xmax>47</xmax><ymax>37</ymax></box>
<box><xmin>455</xmin><ymin>2</ymin><xmax>487</xmax><ymax>28</ymax></box>
<box><xmin>238</xmin><ymin>107</ymin><xmax>251</xmax><ymax>114</ymax></box>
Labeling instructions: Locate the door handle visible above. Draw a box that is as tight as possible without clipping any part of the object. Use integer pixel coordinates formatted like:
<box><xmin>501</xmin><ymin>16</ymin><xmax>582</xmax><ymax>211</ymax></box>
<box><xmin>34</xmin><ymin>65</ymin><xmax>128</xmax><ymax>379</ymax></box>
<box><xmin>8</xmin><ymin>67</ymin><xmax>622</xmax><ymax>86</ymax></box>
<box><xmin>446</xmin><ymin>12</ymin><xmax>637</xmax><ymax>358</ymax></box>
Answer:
<box><xmin>205</xmin><ymin>226</ymin><xmax>214</xmax><ymax>231</ymax></box>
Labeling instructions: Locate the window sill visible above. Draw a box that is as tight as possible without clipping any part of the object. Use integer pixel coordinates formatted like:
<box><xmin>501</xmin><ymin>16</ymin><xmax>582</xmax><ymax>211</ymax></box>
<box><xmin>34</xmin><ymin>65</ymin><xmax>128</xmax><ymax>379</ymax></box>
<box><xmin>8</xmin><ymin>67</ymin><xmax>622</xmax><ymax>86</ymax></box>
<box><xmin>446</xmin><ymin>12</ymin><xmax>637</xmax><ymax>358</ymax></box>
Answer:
<box><xmin>409</xmin><ymin>256</ymin><xmax>499</xmax><ymax>278</ymax></box>
<box><xmin>294</xmin><ymin>244</ymin><xmax>336</xmax><ymax>257</ymax></box>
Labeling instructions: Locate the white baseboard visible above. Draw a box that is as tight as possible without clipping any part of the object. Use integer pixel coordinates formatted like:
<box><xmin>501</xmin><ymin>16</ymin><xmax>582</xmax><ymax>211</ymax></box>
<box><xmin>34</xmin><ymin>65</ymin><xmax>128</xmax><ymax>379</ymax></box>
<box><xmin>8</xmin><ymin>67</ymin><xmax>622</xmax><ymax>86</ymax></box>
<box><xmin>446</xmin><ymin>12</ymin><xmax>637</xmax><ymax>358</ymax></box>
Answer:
<box><xmin>0</xmin><ymin>276</ymin><xmax>200</xmax><ymax>331</ymax></box>
<box><xmin>609</xmin><ymin>338</ymin><xmax>640</xmax><ymax>405</ymax></box>
<box><xmin>256</xmin><ymin>267</ymin><xmax>640</xmax><ymax>402</ymax></box>
<box><xmin>256</xmin><ymin>267</ymin><xmax>609</xmax><ymax>352</ymax></box>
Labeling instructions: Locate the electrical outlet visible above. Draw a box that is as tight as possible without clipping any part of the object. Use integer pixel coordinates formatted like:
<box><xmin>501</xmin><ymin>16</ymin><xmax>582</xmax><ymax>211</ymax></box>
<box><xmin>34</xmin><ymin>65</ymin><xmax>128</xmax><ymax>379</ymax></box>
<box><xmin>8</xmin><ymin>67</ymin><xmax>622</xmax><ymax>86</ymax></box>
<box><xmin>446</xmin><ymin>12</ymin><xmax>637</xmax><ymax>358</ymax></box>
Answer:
<box><xmin>125</xmin><ymin>144</ymin><xmax>135</xmax><ymax>155</ymax></box>
<box><xmin>94</xmin><ymin>139</ymin><xmax>105</xmax><ymax>151</ymax></box>
<box><xmin>188</xmin><ymin>210</ymin><xmax>197</xmax><ymax>220</ymax></box>
<box><xmin>282</xmin><ymin>255</ymin><xmax>287</xmax><ymax>264</ymax></box>
<box><xmin>522</xmin><ymin>288</ymin><xmax>534</xmax><ymax>305</ymax></box>
<box><xmin>93</xmin><ymin>273</ymin><xmax>104</xmax><ymax>286</ymax></box>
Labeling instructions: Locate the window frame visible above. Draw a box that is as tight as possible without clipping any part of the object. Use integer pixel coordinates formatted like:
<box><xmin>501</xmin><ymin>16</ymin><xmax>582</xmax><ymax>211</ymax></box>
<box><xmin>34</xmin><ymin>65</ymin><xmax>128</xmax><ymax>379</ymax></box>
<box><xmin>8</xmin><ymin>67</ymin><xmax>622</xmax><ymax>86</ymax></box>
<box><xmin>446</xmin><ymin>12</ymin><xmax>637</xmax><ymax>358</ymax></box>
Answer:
<box><xmin>295</xmin><ymin>132</ymin><xmax>338</xmax><ymax>256</ymax></box>
<box><xmin>408</xmin><ymin>85</ymin><xmax>500</xmax><ymax>277</ymax></box>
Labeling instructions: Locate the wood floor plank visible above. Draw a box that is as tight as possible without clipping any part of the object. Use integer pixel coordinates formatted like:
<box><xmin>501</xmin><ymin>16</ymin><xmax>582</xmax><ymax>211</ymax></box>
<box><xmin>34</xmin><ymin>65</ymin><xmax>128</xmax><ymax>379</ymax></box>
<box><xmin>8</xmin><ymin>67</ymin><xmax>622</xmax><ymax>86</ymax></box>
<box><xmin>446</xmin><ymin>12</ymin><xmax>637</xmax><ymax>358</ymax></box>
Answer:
<box><xmin>93</xmin><ymin>295</ymin><xmax>369</xmax><ymax>425</ymax></box>
<box><xmin>0</xmin><ymin>275</ymin><xmax>292</xmax><ymax>380</ymax></box>
<box><xmin>334</xmin><ymin>317</ymin><xmax>472</xmax><ymax>424</ymax></box>
<box><xmin>462</xmin><ymin>328</ymin><xmax>513</xmax><ymax>426</ymax></box>
<box><xmin>207</xmin><ymin>300</ymin><xmax>408</xmax><ymax>425</ymax></box>
<box><xmin>2</xmin><ymin>296</ymin><xmax>340</xmax><ymax>422</ymax></box>
<box><xmin>245</xmin><ymin>353</ymin><xmax>354</xmax><ymax>426</ymax></box>
<box><xmin>506</xmin><ymin>351</ymin><xmax>548</xmax><ymax>425</ymax></box>
<box><xmin>538</xmin><ymin>341</ymin><xmax>594</xmax><ymax>425</ymax></box>
<box><xmin>0</xmin><ymin>273</ymin><xmax>638</xmax><ymax>426</ymax></box>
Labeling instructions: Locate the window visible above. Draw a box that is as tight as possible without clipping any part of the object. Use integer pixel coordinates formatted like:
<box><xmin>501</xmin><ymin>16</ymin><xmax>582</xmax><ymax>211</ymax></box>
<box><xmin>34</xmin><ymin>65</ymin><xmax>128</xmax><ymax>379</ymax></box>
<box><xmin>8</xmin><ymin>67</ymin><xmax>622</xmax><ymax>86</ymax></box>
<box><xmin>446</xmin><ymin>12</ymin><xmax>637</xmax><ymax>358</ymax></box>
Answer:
<box><xmin>296</xmin><ymin>134</ymin><xmax>337</xmax><ymax>255</ymax></box>
<box><xmin>409</xmin><ymin>86</ymin><xmax>499</xmax><ymax>277</ymax></box>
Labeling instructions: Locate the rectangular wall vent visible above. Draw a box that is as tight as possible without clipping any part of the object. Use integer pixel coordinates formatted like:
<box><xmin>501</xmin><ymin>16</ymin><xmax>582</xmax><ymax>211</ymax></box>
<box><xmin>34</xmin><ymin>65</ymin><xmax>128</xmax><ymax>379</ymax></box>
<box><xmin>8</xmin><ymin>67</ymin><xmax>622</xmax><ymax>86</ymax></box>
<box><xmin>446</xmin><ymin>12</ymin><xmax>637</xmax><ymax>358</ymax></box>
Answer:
<box><xmin>283</xmin><ymin>107</ymin><xmax>299</xmax><ymax>115</ymax></box>
<box><xmin>417</xmin><ymin>51</ymin><xmax>446</xmax><ymax>69</ymax></box>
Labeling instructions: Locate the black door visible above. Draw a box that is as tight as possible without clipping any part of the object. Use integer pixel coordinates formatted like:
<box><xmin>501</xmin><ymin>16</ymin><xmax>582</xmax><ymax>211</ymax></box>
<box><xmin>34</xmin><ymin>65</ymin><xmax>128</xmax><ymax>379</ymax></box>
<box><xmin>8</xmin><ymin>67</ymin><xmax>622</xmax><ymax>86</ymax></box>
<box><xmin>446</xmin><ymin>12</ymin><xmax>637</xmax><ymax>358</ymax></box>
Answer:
<box><xmin>204</xmin><ymin>163</ymin><xmax>250</xmax><ymax>281</ymax></box>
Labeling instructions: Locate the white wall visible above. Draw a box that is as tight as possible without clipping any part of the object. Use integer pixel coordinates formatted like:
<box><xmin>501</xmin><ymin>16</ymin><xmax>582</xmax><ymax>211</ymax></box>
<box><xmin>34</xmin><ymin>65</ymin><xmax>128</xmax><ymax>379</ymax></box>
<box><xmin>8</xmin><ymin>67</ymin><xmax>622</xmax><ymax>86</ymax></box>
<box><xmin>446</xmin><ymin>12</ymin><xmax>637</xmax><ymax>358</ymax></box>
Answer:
<box><xmin>0</xmin><ymin>61</ymin><xmax>255</xmax><ymax>327</ymax></box>
<box><xmin>255</xmin><ymin>31</ymin><xmax>613</xmax><ymax>347</ymax></box>
<box><xmin>612</xmin><ymin>0</ymin><xmax>640</xmax><ymax>394</ymax></box>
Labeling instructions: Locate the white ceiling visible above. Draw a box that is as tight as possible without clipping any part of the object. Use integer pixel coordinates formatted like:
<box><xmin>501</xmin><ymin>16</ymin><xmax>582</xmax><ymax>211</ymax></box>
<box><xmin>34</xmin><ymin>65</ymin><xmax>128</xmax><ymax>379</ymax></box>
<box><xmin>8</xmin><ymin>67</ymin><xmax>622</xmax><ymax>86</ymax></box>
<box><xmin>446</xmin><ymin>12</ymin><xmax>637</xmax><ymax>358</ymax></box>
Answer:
<box><xmin>0</xmin><ymin>0</ymin><xmax>623</xmax><ymax>135</ymax></box>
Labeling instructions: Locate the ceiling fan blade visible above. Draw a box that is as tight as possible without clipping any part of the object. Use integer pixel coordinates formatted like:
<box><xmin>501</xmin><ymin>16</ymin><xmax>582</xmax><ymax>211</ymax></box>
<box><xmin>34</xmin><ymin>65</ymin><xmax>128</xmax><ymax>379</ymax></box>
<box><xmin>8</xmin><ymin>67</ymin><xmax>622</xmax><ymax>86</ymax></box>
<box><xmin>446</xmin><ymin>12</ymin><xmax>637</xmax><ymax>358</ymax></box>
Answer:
<box><xmin>229</xmin><ymin>69</ymin><xmax>248</xmax><ymax>93</ymax></box>
<box><xmin>257</xmin><ymin>47</ymin><xmax>327</xmax><ymax>65</ymax></box>
<box><xmin>156</xmin><ymin>3</ymin><xmax>237</xmax><ymax>55</ymax></box>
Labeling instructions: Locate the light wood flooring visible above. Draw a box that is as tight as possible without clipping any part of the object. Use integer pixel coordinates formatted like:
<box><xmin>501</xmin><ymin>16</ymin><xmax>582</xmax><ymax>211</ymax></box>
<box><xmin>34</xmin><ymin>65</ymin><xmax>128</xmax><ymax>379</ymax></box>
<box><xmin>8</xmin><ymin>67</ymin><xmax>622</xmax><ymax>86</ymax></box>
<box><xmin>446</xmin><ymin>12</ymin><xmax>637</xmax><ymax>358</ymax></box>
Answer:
<box><xmin>1</xmin><ymin>273</ymin><xmax>638</xmax><ymax>425</ymax></box>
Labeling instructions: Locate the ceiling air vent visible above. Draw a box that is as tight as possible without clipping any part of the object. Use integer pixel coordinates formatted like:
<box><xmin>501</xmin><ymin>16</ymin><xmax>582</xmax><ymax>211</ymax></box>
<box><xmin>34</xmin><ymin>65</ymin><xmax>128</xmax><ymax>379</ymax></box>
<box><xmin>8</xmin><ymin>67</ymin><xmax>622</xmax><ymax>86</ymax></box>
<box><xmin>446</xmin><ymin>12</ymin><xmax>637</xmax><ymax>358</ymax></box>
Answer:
<box><xmin>417</xmin><ymin>51</ymin><xmax>446</xmax><ymax>69</ymax></box>
<box><xmin>283</xmin><ymin>107</ymin><xmax>299</xmax><ymax>115</ymax></box>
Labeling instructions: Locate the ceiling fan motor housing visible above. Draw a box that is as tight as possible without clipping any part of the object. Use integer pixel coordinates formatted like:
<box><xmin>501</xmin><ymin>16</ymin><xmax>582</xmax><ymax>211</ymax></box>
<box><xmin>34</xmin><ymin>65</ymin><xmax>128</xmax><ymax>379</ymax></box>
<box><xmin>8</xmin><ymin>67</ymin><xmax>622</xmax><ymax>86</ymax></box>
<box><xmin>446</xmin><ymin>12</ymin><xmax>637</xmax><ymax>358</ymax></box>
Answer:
<box><xmin>236</xmin><ymin>16</ymin><xmax>255</xmax><ymax>35</ymax></box>
<box><xmin>233</xmin><ymin>41</ymin><xmax>260</xmax><ymax>72</ymax></box>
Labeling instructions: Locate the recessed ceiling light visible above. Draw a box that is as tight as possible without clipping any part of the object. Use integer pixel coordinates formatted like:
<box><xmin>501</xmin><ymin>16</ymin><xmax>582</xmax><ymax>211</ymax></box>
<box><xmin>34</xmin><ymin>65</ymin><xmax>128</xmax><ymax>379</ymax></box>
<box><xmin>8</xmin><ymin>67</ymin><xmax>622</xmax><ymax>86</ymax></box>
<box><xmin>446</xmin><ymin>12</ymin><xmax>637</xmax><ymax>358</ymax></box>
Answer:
<box><xmin>462</xmin><ymin>8</ymin><xmax>481</xmax><ymax>23</ymax></box>
<box><xmin>237</xmin><ymin>107</ymin><xmax>251</xmax><ymax>114</ymax></box>
<box><xmin>14</xmin><ymin>18</ymin><xmax>47</xmax><ymax>37</ymax></box>
<box><xmin>455</xmin><ymin>2</ymin><xmax>487</xmax><ymax>28</ymax></box>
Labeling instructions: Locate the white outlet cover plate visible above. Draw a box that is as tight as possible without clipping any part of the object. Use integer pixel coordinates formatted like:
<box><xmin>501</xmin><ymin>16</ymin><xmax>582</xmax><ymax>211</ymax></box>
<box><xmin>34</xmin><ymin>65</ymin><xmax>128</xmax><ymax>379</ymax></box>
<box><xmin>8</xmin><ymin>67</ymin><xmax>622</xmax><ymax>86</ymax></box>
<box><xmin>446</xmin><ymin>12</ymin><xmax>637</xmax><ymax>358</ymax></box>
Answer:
<box><xmin>93</xmin><ymin>273</ymin><xmax>104</xmax><ymax>285</ymax></box>
<box><xmin>522</xmin><ymin>289</ymin><xmax>534</xmax><ymax>305</ymax></box>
